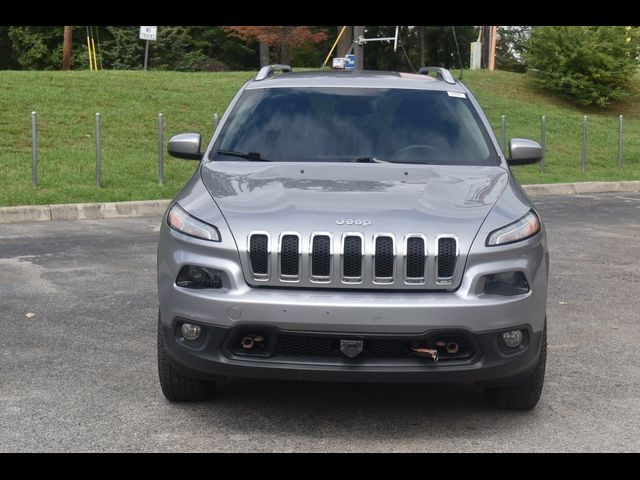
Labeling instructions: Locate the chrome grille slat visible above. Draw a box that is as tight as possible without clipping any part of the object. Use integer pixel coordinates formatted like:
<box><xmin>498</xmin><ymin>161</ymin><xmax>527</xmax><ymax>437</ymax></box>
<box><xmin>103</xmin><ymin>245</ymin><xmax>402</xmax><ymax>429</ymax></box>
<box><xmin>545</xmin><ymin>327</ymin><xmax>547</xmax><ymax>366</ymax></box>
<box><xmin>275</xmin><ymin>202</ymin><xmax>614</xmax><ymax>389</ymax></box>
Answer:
<box><xmin>405</xmin><ymin>235</ymin><xmax>426</xmax><ymax>283</ymax></box>
<box><xmin>279</xmin><ymin>234</ymin><xmax>300</xmax><ymax>280</ymax></box>
<box><xmin>436</xmin><ymin>236</ymin><xmax>458</xmax><ymax>284</ymax></box>
<box><xmin>248</xmin><ymin>233</ymin><xmax>270</xmax><ymax>280</ymax></box>
<box><xmin>342</xmin><ymin>235</ymin><xmax>363</xmax><ymax>282</ymax></box>
<box><xmin>311</xmin><ymin>234</ymin><xmax>331</xmax><ymax>280</ymax></box>
<box><xmin>374</xmin><ymin>235</ymin><xmax>394</xmax><ymax>282</ymax></box>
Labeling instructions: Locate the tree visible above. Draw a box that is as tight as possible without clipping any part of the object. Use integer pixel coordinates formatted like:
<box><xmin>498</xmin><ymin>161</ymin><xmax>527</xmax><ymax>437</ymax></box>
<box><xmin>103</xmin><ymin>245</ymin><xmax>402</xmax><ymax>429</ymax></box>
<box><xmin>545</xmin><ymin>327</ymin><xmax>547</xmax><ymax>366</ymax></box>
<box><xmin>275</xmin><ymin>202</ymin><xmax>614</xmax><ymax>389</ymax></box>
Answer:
<box><xmin>224</xmin><ymin>26</ymin><xmax>327</xmax><ymax>65</ymax></box>
<box><xmin>495</xmin><ymin>26</ymin><xmax>530</xmax><ymax>72</ymax></box>
<box><xmin>100</xmin><ymin>27</ymin><xmax>144</xmax><ymax>70</ymax></box>
<box><xmin>417</xmin><ymin>26</ymin><xmax>425</xmax><ymax>68</ymax></box>
<box><xmin>7</xmin><ymin>26</ymin><xmax>62</xmax><ymax>70</ymax></box>
<box><xmin>0</xmin><ymin>26</ymin><xmax>19</xmax><ymax>69</ymax></box>
<box><xmin>149</xmin><ymin>26</ymin><xmax>208</xmax><ymax>71</ymax></box>
<box><xmin>525</xmin><ymin>26</ymin><xmax>640</xmax><ymax>106</ymax></box>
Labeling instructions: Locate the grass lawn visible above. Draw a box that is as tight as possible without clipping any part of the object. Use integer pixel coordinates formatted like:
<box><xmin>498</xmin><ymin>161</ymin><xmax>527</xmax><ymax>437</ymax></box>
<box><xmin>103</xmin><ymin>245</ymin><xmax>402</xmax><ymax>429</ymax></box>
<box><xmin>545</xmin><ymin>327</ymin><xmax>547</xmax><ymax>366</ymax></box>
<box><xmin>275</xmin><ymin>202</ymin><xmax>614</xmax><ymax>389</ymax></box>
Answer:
<box><xmin>1</xmin><ymin>68</ymin><xmax>639</xmax><ymax>207</ymax></box>
<box><xmin>462</xmin><ymin>69</ymin><xmax>640</xmax><ymax>185</ymax></box>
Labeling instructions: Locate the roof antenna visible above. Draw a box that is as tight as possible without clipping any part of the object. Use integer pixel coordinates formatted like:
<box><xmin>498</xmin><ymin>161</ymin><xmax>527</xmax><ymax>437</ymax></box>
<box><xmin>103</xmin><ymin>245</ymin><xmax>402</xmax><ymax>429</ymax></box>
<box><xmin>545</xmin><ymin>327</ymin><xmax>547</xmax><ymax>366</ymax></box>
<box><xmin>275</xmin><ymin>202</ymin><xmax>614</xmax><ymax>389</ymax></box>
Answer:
<box><xmin>451</xmin><ymin>26</ymin><xmax>463</xmax><ymax>80</ymax></box>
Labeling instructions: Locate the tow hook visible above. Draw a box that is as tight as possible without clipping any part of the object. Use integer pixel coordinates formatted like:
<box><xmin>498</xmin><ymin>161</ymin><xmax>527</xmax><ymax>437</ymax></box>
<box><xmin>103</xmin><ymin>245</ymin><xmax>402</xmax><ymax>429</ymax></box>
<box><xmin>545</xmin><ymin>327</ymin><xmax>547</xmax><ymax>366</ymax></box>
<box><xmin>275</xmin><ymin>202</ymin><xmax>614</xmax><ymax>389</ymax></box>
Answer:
<box><xmin>412</xmin><ymin>347</ymin><xmax>439</xmax><ymax>362</ymax></box>
<box><xmin>241</xmin><ymin>335</ymin><xmax>265</xmax><ymax>350</ymax></box>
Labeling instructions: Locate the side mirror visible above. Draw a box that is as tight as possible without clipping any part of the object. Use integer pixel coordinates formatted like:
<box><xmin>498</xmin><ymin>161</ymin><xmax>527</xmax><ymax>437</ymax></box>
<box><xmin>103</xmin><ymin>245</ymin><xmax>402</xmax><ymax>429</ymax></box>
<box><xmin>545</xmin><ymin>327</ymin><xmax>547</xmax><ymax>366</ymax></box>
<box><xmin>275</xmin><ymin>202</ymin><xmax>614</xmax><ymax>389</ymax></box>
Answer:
<box><xmin>168</xmin><ymin>133</ymin><xmax>202</xmax><ymax>160</ymax></box>
<box><xmin>507</xmin><ymin>138</ymin><xmax>543</xmax><ymax>166</ymax></box>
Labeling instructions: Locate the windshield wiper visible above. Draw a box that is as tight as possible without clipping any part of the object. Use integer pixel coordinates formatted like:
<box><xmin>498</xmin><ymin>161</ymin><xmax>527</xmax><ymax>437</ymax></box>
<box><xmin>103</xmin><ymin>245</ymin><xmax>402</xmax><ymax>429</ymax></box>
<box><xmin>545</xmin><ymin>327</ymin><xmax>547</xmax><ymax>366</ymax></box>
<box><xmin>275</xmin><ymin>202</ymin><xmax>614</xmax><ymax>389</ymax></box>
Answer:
<box><xmin>354</xmin><ymin>156</ymin><xmax>389</xmax><ymax>164</ymax></box>
<box><xmin>216</xmin><ymin>150</ymin><xmax>271</xmax><ymax>161</ymax></box>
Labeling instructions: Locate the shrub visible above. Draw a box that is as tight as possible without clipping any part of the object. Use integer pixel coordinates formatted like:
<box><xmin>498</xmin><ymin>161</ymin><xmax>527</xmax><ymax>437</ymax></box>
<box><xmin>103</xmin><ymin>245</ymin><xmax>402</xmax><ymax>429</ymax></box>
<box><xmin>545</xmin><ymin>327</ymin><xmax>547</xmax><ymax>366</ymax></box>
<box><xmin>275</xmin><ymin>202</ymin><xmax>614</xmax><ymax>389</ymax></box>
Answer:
<box><xmin>525</xmin><ymin>26</ymin><xmax>640</xmax><ymax>107</ymax></box>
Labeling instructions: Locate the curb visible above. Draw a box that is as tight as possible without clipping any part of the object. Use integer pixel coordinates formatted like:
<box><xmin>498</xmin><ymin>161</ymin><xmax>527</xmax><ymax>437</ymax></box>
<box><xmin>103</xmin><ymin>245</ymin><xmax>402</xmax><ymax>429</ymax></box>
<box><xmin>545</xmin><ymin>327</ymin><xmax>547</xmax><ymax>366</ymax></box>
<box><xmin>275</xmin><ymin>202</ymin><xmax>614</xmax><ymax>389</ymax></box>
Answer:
<box><xmin>523</xmin><ymin>180</ymin><xmax>640</xmax><ymax>197</ymax></box>
<box><xmin>1</xmin><ymin>181</ymin><xmax>639</xmax><ymax>225</ymax></box>
<box><xmin>0</xmin><ymin>199</ymin><xmax>171</xmax><ymax>225</ymax></box>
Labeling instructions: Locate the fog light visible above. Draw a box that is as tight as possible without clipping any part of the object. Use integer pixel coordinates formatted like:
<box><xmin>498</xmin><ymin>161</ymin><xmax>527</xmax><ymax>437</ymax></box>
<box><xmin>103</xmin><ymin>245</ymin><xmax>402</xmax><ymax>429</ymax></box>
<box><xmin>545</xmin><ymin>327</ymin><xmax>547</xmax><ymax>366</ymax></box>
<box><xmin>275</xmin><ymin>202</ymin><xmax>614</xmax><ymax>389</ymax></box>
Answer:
<box><xmin>484</xmin><ymin>271</ymin><xmax>529</xmax><ymax>296</ymax></box>
<box><xmin>181</xmin><ymin>323</ymin><xmax>201</xmax><ymax>341</ymax></box>
<box><xmin>176</xmin><ymin>265</ymin><xmax>223</xmax><ymax>289</ymax></box>
<box><xmin>502</xmin><ymin>330</ymin><xmax>524</xmax><ymax>348</ymax></box>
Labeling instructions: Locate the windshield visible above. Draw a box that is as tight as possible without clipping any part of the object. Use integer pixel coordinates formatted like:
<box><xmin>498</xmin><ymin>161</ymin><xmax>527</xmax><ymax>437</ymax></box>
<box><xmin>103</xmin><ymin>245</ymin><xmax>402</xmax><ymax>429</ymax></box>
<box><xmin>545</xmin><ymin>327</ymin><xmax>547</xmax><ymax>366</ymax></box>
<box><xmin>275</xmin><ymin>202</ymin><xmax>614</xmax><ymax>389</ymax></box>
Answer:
<box><xmin>211</xmin><ymin>87</ymin><xmax>499</xmax><ymax>165</ymax></box>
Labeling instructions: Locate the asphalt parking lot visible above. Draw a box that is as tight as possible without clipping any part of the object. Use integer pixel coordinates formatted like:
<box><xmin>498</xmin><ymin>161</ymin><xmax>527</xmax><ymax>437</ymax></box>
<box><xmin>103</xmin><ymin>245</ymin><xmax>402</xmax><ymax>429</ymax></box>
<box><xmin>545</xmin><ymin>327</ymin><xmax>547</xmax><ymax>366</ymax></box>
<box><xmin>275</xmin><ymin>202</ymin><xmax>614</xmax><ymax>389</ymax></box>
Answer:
<box><xmin>1</xmin><ymin>192</ymin><xmax>639</xmax><ymax>452</ymax></box>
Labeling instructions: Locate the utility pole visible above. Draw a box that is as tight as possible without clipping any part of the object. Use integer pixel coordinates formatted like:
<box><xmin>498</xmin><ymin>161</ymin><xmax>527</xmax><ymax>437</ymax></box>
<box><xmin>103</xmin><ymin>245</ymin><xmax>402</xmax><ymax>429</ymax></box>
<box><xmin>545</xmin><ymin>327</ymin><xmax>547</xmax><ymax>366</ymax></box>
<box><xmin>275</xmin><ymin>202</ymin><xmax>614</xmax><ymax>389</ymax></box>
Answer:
<box><xmin>354</xmin><ymin>26</ymin><xmax>364</xmax><ymax>69</ymax></box>
<box><xmin>336</xmin><ymin>26</ymin><xmax>353</xmax><ymax>57</ymax></box>
<box><xmin>62</xmin><ymin>26</ymin><xmax>73</xmax><ymax>70</ymax></box>
<box><xmin>489</xmin><ymin>26</ymin><xmax>497</xmax><ymax>71</ymax></box>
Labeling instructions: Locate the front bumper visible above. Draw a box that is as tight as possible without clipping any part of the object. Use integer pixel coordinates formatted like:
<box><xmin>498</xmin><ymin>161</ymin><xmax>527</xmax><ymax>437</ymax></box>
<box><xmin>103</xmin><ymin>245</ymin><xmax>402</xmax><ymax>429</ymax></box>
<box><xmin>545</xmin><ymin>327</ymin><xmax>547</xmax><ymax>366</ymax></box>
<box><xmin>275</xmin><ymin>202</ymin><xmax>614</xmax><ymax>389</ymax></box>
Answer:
<box><xmin>158</xmin><ymin>220</ymin><xmax>548</xmax><ymax>385</ymax></box>
<box><xmin>162</xmin><ymin>321</ymin><xmax>544</xmax><ymax>386</ymax></box>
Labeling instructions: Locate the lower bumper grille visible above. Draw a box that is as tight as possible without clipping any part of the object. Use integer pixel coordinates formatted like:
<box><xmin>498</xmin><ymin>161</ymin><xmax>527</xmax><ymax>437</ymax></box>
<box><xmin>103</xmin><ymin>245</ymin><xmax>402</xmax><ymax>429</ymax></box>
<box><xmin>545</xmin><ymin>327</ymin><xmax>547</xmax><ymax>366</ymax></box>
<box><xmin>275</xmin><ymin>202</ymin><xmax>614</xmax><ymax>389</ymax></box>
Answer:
<box><xmin>276</xmin><ymin>335</ymin><xmax>406</xmax><ymax>359</ymax></box>
<box><xmin>228</xmin><ymin>329</ymin><xmax>475</xmax><ymax>364</ymax></box>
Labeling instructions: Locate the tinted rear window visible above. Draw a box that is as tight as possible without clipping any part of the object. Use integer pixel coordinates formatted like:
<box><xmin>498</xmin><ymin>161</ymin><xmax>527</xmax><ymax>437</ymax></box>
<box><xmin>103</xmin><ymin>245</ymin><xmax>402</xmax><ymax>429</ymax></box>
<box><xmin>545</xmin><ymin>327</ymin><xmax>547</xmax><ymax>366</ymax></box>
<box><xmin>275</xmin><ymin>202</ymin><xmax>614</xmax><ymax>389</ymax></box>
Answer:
<box><xmin>211</xmin><ymin>87</ymin><xmax>498</xmax><ymax>165</ymax></box>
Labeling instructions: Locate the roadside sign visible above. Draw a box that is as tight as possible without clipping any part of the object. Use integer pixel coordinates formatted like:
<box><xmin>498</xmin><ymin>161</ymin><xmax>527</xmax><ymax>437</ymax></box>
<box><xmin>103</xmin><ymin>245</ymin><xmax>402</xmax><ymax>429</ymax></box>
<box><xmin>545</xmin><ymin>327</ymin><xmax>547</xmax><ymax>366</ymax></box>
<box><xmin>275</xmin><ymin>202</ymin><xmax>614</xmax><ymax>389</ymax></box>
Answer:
<box><xmin>139</xmin><ymin>26</ymin><xmax>157</xmax><ymax>42</ymax></box>
<box><xmin>344</xmin><ymin>54</ymin><xmax>356</xmax><ymax>70</ymax></box>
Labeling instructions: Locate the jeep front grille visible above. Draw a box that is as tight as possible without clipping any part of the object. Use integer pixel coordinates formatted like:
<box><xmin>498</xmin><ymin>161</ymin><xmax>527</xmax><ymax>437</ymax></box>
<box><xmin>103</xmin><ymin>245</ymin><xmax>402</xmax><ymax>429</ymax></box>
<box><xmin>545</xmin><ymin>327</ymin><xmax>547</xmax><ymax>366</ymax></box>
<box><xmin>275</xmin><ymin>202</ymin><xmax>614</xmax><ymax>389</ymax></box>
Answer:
<box><xmin>246</xmin><ymin>232</ymin><xmax>459</xmax><ymax>289</ymax></box>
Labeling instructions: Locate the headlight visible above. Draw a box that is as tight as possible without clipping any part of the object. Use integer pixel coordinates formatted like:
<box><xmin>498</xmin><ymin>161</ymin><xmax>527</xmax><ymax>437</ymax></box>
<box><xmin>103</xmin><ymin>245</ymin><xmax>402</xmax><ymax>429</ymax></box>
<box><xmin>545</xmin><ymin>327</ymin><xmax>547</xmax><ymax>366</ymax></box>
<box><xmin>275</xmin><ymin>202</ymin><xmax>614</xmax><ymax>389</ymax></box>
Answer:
<box><xmin>486</xmin><ymin>210</ymin><xmax>540</xmax><ymax>246</ymax></box>
<box><xmin>167</xmin><ymin>203</ymin><xmax>220</xmax><ymax>242</ymax></box>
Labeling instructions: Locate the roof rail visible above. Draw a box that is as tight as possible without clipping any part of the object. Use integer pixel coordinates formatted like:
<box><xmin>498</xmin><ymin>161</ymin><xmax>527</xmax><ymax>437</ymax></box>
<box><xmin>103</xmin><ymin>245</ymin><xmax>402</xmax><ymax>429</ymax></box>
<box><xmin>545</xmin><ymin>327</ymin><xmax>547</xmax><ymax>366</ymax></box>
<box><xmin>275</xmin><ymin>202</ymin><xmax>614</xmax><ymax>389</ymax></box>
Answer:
<box><xmin>255</xmin><ymin>64</ymin><xmax>292</xmax><ymax>81</ymax></box>
<box><xmin>418</xmin><ymin>67</ymin><xmax>456</xmax><ymax>85</ymax></box>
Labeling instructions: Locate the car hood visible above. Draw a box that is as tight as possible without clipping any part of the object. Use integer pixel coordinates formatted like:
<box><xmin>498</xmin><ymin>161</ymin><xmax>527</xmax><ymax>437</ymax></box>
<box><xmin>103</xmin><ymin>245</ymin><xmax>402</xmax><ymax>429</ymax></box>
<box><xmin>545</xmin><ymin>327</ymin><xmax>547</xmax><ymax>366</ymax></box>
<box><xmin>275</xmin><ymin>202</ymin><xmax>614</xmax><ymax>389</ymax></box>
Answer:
<box><xmin>200</xmin><ymin>161</ymin><xmax>508</xmax><ymax>239</ymax></box>
<box><xmin>200</xmin><ymin>161</ymin><xmax>509</xmax><ymax>289</ymax></box>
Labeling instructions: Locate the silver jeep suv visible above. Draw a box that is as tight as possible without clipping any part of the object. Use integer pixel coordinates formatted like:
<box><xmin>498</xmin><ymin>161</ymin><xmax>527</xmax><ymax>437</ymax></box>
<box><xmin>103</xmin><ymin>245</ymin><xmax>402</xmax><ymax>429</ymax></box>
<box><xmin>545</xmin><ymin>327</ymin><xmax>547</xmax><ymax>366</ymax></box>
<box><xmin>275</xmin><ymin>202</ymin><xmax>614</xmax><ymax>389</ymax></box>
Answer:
<box><xmin>157</xmin><ymin>65</ymin><xmax>549</xmax><ymax>409</ymax></box>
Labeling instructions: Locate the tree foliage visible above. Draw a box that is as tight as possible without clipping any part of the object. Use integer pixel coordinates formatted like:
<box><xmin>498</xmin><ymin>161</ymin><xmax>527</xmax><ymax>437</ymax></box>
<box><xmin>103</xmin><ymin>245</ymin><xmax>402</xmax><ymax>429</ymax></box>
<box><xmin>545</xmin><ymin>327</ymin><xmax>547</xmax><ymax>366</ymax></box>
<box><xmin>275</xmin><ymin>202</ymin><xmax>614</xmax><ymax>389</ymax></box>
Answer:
<box><xmin>525</xmin><ymin>26</ymin><xmax>640</xmax><ymax>106</ymax></box>
<box><xmin>363</xmin><ymin>26</ymin><xmax>477</xmax><ymax>72</ymax></box>
<box><xmin>0</xmin><ymin>27</ymin><xmax>20</xmax><ymax>69</ymax></box>
<box><xmin>8</xmin><ymin>26</ymin><xmax>61</xmax><ymax>70</ymax></box>
<box><xmin>495</xmin><ymin>26</ymin><xmax>530</xmax><ymax>73</ymax></box>
<box><xmin>224</xmin><ymin>26</ymin><xmax>327</xmax><ymax>64</ymax></box>
<box><xmin>100</xmin><ymin>27</ymin><xmax>144</xmax><ymax>70</ymax></box>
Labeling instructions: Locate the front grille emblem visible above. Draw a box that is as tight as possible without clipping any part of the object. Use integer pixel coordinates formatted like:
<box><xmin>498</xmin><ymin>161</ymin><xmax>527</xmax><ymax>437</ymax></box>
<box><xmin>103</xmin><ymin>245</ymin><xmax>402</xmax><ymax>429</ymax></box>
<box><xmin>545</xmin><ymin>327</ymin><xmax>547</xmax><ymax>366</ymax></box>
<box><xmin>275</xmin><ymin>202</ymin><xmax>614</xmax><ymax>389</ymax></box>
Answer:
<box><xmin>335</xmin><ymin>218</ymin><xmax>372</xmax><ymax>227</ymax></box>
<box><xmin>340</xmin><ymin>339</ymin><xmax>364</xmax><ymax>358</ymax></box>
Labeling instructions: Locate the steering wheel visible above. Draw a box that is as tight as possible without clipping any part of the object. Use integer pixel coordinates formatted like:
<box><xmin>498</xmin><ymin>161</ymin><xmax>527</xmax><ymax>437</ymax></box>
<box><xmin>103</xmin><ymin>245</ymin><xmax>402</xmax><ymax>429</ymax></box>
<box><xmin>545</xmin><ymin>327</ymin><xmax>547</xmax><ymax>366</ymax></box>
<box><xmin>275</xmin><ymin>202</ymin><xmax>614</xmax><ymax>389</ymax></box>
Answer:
<box><xmin>390</xmin><ymin>144</ymin><xmax>445</xmax><ymax>162</ymax></box>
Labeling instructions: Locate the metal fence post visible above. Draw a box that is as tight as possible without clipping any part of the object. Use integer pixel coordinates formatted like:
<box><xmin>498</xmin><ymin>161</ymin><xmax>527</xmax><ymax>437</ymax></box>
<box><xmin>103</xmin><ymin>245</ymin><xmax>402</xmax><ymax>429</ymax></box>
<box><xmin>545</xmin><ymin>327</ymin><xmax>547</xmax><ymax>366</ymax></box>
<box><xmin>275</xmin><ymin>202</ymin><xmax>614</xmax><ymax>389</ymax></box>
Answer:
<box><xmin>95</xmin><ymin>112</ymin><xmax>101</xmax><ymax>188</ymax></box>
<box><xmin>31</xmin><ymin>111</ymin><xmax>37</xmax><ymax>187</ymax></box>
<box><xmin>213</xmin><ymin>112</ymin><xmax>219</xmax><ymax>132</ymax></box>
<box><xmin>500</xmin><ymin>115</ymin><xmax>506</xmax><ymax>153</ymax></box>
<box><xmin>540</xmin><ymin>115</ymin><xmax>546</xmax><ymax>174</ymax></box>
<box><xmin>158</xmin><ymin>113</ymin><xmax>164</xmax><ymax>186</ymax></box>
<box><xmin>581</xmin><ymin>115</ymin><xmax>587</xmax><ymax>173</ymax></box>
<box><xmin>618</xmin><ymin>115</ymin><xmax>623</xmax><ymax>172</ymax></box>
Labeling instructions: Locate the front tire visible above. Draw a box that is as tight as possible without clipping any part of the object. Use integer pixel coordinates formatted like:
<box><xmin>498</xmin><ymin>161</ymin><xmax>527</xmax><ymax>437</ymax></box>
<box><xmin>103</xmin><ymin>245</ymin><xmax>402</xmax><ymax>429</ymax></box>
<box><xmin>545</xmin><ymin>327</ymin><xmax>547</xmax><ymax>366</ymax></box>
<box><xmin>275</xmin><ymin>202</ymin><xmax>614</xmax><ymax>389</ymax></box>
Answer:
<box><xmin>157</xmin><ymin>314</ymin><xmax>214</xmax><ymax>402</ymax></box>
<box><xmin>485</xmin><ymin>323</ymin><xmax>547</xmax><ymax>410</ymax></box>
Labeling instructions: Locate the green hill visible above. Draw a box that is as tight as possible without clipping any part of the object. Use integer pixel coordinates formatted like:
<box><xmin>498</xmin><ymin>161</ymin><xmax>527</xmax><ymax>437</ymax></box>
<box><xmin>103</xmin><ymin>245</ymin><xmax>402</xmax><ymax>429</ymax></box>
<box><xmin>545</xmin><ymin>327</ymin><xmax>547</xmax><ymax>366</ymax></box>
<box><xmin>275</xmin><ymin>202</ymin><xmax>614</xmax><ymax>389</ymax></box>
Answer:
<box><xmin>1</xmin><ymin>69</ymin><xmax>638</xmax><ymax>207</ymax></box>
